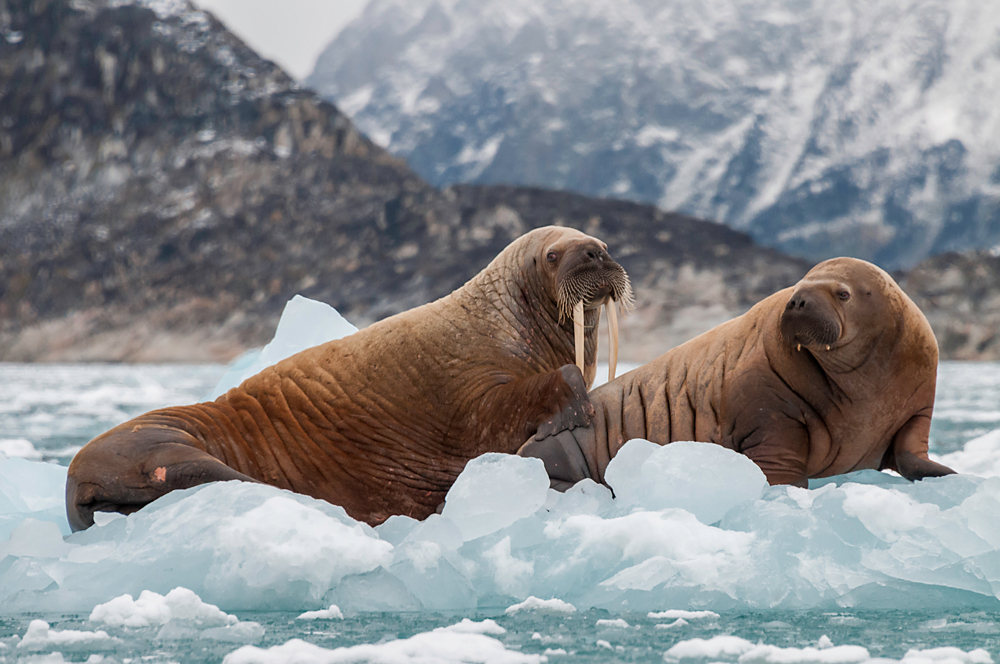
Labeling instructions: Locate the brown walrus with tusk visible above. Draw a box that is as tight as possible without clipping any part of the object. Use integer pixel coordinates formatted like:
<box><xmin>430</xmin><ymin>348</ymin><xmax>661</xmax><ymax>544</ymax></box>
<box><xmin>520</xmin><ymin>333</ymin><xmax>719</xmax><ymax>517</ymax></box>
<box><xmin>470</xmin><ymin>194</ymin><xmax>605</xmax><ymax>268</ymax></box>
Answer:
<box><xmin>66</xmin><ymin>226</ymin><xmax>632</xmax><ymax>531</ymax></box>
<box><xmin>520</xmin><ymin>257</ymin><xmax>955</xmax><ymax>489</ymax></box>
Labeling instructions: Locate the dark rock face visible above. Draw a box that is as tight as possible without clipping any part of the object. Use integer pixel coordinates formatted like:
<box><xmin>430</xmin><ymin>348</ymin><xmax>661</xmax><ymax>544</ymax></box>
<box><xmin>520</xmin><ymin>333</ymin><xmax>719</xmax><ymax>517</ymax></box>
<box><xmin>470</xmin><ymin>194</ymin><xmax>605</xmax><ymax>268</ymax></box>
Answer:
<box><xmin>308</xmin><ymin>0</ymin><xmax>1000</xmax><ymax>270</ymax></box>
<box><xmin>0</xmin><ymin>0</ymin><xmax>812</xmax><ymax>362</ymax></box>
<box><xmin>901</xmin><ymin>252</ymin><xmax>1000</xmax><ymax>361</ymax></box>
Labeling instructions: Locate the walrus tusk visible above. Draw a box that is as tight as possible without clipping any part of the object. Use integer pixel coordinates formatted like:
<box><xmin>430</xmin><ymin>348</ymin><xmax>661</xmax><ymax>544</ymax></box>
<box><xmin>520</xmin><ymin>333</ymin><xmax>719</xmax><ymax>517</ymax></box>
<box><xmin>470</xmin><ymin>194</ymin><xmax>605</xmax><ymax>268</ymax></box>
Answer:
<box><xmin>606</xmin><ymin>300</ymin><xmax>619</xmax><ymax>382</ymax></box>
<box><xmin>574</xmin><ymin>300</ymin><xmax>585</xmax><ymax>375</ymax></box>
<box><xmin>797</xmin><ymin>344</ymin><xmax>802</xmax><ymax>352</ymax></box>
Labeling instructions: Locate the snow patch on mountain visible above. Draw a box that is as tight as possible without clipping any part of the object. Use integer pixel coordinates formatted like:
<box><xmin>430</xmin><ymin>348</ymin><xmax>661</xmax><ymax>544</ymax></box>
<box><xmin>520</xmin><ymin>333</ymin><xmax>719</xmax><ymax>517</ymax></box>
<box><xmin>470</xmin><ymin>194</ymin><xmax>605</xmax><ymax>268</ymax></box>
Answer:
<box><xmin>308</xmin><ymin>0</ymin><xmax>1000</xmax><ymax>268</ymax></box>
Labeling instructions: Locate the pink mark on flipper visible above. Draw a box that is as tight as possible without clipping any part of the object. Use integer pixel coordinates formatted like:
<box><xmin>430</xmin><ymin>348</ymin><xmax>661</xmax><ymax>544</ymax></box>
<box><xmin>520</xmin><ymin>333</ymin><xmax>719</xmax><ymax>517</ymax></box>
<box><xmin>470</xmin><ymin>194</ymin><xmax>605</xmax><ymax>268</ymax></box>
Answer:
<box><xmin>154</xmin><ymin>467</ymin><xmax>167</xmax><ymax>482</ymax></box>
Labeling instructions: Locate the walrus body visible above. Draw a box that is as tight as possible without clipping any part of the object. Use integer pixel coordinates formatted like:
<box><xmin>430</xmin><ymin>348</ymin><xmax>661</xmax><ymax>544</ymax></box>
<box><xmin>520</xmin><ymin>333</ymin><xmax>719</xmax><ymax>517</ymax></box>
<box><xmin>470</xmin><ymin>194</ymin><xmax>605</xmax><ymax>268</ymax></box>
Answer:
<box><xmin>67</xmin><ymin>227</ymin><xmax>632</xmax><ymax>531</ymax></box>
<box><xmin>520</xmin><ymin>257</ymin><xmax>955</xmax><ymax>489</ymax></box>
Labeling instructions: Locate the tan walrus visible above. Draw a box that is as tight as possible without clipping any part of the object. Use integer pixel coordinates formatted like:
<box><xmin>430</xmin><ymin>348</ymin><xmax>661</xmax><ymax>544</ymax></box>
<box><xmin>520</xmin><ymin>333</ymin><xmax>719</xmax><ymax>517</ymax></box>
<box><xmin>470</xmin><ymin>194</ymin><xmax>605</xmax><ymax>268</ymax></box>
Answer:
<box><xmin>520</xmin><ymin>257</ymin><xmax>955</xmax><ymax>489</ymax></box>
<box><xmin>66</xmin><ymin>227</ymin><xmax>633</xmax><ymax>531</ymax></box>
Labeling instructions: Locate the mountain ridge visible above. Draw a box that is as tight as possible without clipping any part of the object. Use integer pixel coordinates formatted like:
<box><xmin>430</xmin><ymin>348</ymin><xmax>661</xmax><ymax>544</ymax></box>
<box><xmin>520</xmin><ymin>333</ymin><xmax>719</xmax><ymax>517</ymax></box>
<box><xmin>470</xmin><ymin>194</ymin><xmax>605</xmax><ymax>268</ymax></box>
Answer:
<box><xmin>308</xmin><ymin>0</ymin><xmax>1000</xmax><ymax>269</ymax></box>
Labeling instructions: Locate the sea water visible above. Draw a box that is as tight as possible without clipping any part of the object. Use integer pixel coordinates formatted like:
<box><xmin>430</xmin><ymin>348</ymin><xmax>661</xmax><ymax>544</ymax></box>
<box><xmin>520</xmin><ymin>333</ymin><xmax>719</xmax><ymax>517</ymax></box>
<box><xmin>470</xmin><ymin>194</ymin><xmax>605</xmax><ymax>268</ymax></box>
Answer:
<box><xmin>1</xmin><ymin>349</ymin><xmax>999</xmax><ymax>660</ymax></box>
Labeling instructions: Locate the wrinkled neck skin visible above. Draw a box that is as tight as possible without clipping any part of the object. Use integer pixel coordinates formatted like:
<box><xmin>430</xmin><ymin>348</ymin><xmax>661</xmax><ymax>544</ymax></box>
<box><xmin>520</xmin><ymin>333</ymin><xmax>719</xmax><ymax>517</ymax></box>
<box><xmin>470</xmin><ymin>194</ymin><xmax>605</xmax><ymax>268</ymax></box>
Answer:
<box><xmin>449</xmin><ymin>242</ymin><xmax>600</xmax><ymax>386</ymax></box>
<box><xmin>766</xmin><ymin>291</ymin><xmax>911</xmax><ymax>410</ymax></box>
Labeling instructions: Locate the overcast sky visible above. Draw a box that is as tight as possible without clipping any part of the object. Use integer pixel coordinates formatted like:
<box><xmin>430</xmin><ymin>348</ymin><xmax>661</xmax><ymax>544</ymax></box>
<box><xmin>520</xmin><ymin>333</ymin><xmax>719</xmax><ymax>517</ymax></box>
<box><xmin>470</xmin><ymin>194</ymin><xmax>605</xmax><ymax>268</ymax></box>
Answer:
<box><xmin>194</xmin><ymin>0</ymin><xmax>368</xmax><ymax>80</ymax></box>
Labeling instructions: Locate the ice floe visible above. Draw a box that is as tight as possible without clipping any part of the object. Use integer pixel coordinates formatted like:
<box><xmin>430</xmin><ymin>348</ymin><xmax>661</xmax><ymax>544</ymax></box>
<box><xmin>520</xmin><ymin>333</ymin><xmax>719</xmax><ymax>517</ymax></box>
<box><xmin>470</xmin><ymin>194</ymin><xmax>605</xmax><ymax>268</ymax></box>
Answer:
<box><xmin>5</xmin><ymin>436</ymin><xmax>1000</xmax><ymax>613</ymax></box>
<box><xmin>223</xmin><ymin>619</ymin><xmax>540</xmax><ymax>664</ymax></box>
<box><xmin>505</xmin><ymin>597</ymin><xmax>577</xmax><ymax>614</ymax></box>
<box><xmin>16</xmin><ymin>621</ymin><xmax>118</xmax><ymax>652</ymax></box>
<box><xmin>662</xmin><ymin>634</ymin><xmax>993</xmax><ymax>664</ymax></box>
<box><xmin>89</xmin><ymin>587</ymin><xmax>263</xmax><ymax>643</ymax></box>
<box><xmin>295</xmin><ymin>604</ymin><xmax>344</xmax><ymax>620</ymax></box>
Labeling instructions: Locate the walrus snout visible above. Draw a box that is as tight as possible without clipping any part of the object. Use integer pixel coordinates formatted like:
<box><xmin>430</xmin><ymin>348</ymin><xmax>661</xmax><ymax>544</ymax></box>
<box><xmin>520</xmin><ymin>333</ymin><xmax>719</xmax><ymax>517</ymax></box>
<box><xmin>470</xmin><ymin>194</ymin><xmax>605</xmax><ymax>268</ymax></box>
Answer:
<box><xmin>781</xmin><ymin>289</ymin><xmax>842</xmax><ymax>349</ymax></box>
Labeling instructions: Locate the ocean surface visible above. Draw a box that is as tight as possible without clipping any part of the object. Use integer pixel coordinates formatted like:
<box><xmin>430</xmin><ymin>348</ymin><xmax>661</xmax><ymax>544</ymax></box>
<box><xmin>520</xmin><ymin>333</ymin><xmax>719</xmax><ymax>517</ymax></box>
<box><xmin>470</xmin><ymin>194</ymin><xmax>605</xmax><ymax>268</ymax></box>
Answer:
<box><xmin>0</xmin><ymin>361</ymin><xmax>999</xmax><ymax>663</ymax></box>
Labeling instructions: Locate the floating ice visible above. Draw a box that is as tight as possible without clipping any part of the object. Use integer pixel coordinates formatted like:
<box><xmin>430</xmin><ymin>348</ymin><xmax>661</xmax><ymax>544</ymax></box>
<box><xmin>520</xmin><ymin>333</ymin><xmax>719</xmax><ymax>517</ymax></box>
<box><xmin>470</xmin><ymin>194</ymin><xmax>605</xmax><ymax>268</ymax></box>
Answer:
<box><xmin>16</xmin><ymin>620</ymin><xmax>118</xmax><ymax>652</ymax></box>
<box><xmin>605</xmin><ymin>439</ymin><xmax>768</xmax><ymax>524</ymax></box>
<box><xmin>208</xmin><ymin>295</ymin><xmax>358</xmax><ymax>398</ymax></box>
<box><xmin>655</xmin><ymin>618</ymin><xmax>689</xmax><ymax>629</ymax></box>
<box><xmin>295</xmin><ymin>605</ymin><xmax>343</xmax><ymax>620</ymax></box>
<box><xmin>648</xmin><ymin>610</ymin><xmax>720</xmax><ymax>620</ymax></box>
<box><xmin>663</xmin><ymin>634</ymin><xmax>992</xmax><ymax>664</ymax></box>
<box><xmin>441</xmin><ymin>454</ymin><xmax>549</xmax><ymax>541</ymax></box>
<box><xmin>504</xmin><ymin>597</ymin><xmax>577</xmax><ymax>614</ymax></box>
<box><xmin>595</xmin><ymin>618</ymin><xmax>629</xmax><ymax>628</ymax></box>
<box><xmin>89</xmin><ymin>587</ymin><xmax>263</xmax><ymax>643</ymax></box>
<box><xmin>223</xmin><ymin>620</ymin><xmax>542</xmax><ymax>664</ymax></box>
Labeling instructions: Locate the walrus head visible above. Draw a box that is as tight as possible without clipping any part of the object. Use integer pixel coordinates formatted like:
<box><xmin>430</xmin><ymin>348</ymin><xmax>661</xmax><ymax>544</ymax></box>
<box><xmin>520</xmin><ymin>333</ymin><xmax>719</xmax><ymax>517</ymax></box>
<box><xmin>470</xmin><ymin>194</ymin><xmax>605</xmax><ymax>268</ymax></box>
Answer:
<box><xmin>529</xmin><ymin>227</ymin><xmax>633</xmax><ymax>381</ymax></box>
<box><xmin>780</xmin><ymin>257</ymin><xmax>898</xmax><ymax>370</ymax></box>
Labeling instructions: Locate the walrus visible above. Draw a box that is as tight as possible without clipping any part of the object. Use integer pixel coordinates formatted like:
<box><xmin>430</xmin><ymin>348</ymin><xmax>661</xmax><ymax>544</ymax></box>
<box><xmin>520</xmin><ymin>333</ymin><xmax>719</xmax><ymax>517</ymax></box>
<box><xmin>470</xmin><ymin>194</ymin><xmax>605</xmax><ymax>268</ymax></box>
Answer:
<box><xmin>519</xmin><ymin>257</ymin><xmax>955</xmax><ymax>490</ymax></box>
<box><xmin>66</xmin><ymin>226</ymin><xmax>633</xmax><ymax>531</ymax></box>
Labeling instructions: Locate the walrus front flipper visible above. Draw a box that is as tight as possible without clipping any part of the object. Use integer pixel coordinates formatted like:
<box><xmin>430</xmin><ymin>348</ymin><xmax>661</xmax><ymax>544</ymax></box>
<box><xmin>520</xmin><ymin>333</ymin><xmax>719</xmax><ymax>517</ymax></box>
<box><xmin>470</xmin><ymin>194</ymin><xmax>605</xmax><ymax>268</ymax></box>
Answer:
<box><xmin>739</xmin><ymin>421</ymin><xmax>810</xmax><ymax>488</ymax></box>
<box><xmin>887</xmin><ymin>412</ymin><xmax>956</xmax><ymax>481</ymax></box>
<box><xmin>894</xmin><ymin>451</ymin><xmax>956</xmax><ymax>481</ymax></box>
<box><xmin>519</xmin><ymin>428</ymin><xmax>596</xmax><ymax>491</ymax></box>
<box><xmin>67</xmin><ymin>425</ymin><xmax>259</xmax><ymax>531</ymax></box>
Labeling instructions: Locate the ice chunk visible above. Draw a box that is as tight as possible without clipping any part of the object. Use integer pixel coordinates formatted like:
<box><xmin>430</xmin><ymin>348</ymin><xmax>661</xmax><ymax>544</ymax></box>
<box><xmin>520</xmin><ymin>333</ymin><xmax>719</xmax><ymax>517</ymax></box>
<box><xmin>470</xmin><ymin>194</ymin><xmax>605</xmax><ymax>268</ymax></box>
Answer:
<box><xmin>504</xmin><ymin>597</ymin><xmax>577</xmax><ymax>614</ymax></box>
<box><xmin>655</xmin><ymin>619</ymin><xmax>689</xmax><ymax>629</ymax></box>
<box><xmin>901</xmin><ymin>648</ymin><xmax>993</xmax><ymax>663</ymax></box>
<box><xmin>441</xmin><ymin>453</ymin><xmax>549</xmax><ymax>541</ymax></box>
<box><xmin>648</xmin><ymin>610</ymin><xmax>720</xmax><ymax>620</ymax></box>
<box><xmin>605</xmin><ymin>439</ymin><xmax>767</xmax><ymax>524</ymax></box>
<box><xmin>295</xmin><ymin>605</ymin><xmax>343</xmax><ymax>620</ymax></box>
<box><xmin>0</xmin><ymin>482</ymin><xmax>392</xmax><ymax>613</ymax></box>
<box><xmin>0</xmin><ymin>456</ymin><xmax>71</xmax><ymax>538</ymax></box>
<box><xmin>90</xmin><ymin>587</ymin><xmax>238</xmax><ymax>628</ymax></box>
<box><xmin>17</xmin><ymin>621</ymin><xmax>119</xmax><ymax>651</ymax></box>
<box><xmin>208</xmin><ymin>295</ymin><xmax>358</xmax><ymax>398</ymax></box>
<box><xmin>90</xmin><ymin>587</ymin><xmax>262</xmax><ymax>643</ymax></box>
<box><xmin>739</xmin><ymin>642</ymin><xmax>870</xmax><ymax>663</ymax></box>
<box><xmin>223</xmin><ymin>622</ymin><xmax>544</xmax><ymax>664</ymax></box>
<box><xmin>663</xmin><ymin>635</ymin><xmax>754</xmax><ymax>661</ymax></box>
<box><xmin>0</xmin><ymin>519</ymin><xmax>70</xmax><ymax>558</ymax></box>
<box><xmin>936</xmin><ymin>428</ymin><xmax>1000</xmax><ymax>477</ymax></box>
<box><xmin>596</xmin><ymin>618</ymin><xmax>629</xmax><ymax>628</ymax></box>
<box><xmin>440</xmin><ymin>618</ymin><xmax>506</xmax><ymax>635</ymax></box>
<box><xmin>0</xmin><ymin>438</ymin><xmax>43</xmax><ymax>460</ymax></box>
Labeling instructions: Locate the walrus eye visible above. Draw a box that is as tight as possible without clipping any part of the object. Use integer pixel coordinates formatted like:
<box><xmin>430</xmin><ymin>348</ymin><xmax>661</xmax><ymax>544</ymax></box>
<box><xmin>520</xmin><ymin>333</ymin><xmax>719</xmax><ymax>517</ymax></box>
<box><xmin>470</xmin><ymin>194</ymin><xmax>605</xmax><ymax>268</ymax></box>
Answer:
<box><xmin>546</xmin><ymin>251</ymin><xmax>558</xmax><ymax>263</ymax></box>
<box><xmin>838</xmin><ymin>290</ymin><xmax>851</xmax><ymax>301</ymax></box>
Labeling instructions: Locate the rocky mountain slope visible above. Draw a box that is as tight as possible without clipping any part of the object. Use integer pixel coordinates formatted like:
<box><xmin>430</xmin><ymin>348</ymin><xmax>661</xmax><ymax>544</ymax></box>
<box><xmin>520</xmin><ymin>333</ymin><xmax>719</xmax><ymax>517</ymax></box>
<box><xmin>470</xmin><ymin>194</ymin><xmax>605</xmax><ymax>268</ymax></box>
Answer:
<box><xmin>308</xmin><ymin>0</ymin><xmax>1000</xmax><ymax>269</ymax></box>
<box><xmin>0</xmin><ymin>0</ymin><xmax>995</xmax><ymax>364</ymax></box>
<box><xmin>0</xmin><ymin>0</ymin><xmax>811</xmax><ymax>363</ymax></box>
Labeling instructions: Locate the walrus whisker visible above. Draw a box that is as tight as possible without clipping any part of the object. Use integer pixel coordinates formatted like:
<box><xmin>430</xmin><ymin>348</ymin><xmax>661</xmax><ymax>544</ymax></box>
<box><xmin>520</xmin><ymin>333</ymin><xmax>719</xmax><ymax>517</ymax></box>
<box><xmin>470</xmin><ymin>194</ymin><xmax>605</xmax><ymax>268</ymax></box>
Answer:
<box><xmin>574</xmin><ymin>301</ymin><xmax>585</xmax><ymax>375</ymax></box>
<box><xmin>606</xmin><ymin>300</ymin><xmax>619</xmax><ymax>382</ymax></box>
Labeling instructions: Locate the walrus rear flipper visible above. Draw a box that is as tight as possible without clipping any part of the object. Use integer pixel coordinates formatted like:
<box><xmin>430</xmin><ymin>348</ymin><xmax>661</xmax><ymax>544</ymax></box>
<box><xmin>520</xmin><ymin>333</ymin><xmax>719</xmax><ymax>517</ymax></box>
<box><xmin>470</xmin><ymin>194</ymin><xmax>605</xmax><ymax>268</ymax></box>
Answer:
<box><xmin>67</xmin><ymin>426</ymin><xmax>259</xmax><ymax>531</ymax></box>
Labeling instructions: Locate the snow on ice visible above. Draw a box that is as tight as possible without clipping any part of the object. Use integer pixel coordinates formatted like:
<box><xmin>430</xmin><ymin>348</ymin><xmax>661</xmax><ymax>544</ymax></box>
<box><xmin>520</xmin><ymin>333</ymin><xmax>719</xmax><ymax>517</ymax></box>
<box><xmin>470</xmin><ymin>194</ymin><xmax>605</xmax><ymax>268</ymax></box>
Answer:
<box><xmin>3</xmin><ymin>295</ymin><xmax>1000</xmax><ymax>618</ymax></box>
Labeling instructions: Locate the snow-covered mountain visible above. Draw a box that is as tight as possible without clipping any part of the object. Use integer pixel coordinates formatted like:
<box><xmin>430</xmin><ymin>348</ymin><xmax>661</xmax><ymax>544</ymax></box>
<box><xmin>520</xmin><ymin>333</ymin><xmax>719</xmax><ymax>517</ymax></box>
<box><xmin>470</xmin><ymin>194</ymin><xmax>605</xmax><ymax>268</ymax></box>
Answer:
<box><xmin>307</xmin><ymin>0</ymin><xmax>1000</xmax><ymax>268</ymax></box>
